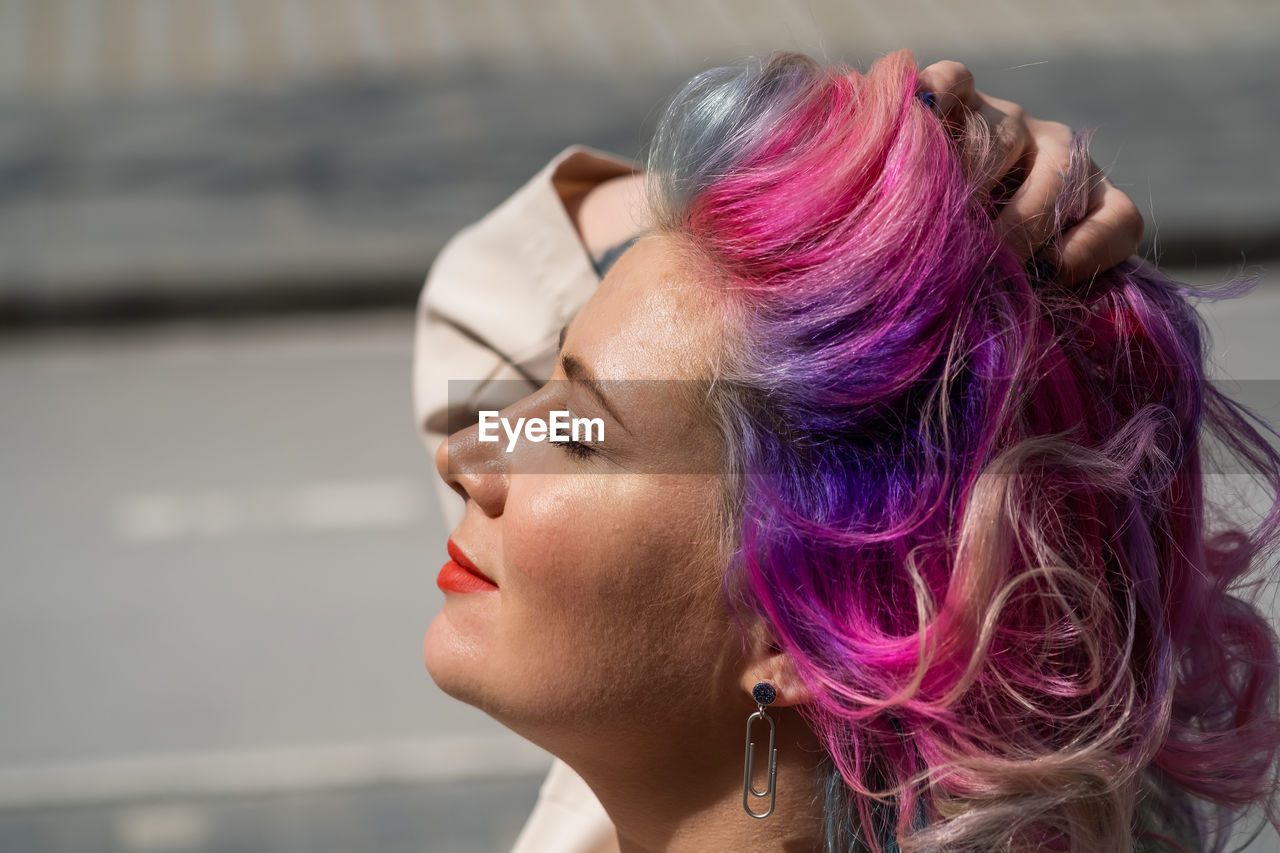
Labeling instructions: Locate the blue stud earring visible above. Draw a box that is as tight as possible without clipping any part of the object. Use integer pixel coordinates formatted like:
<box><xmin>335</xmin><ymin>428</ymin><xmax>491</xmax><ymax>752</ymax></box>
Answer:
<box><xmin>743</xmin><ymin>681</ymin><xmax>778</xmax><ymax>819</ymax></box>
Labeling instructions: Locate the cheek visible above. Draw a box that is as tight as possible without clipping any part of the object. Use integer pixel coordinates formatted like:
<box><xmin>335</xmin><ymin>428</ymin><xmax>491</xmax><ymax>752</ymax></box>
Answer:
<box><xmin>502</xmin><ymin>473</ymin><xmax>730</xmax><ymax>649</ymax></box>
<box><xmin>504</xmin><ymin>473</ymin><xmax>649</xmax><ymax>592</ymax></box>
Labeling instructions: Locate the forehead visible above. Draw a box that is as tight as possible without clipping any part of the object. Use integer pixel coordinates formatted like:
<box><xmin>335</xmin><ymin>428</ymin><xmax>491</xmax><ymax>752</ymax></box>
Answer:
<box><xmin>566</xmin><ymin>233</ymin><xmax>724</xmax><ymax>382</ymax></box>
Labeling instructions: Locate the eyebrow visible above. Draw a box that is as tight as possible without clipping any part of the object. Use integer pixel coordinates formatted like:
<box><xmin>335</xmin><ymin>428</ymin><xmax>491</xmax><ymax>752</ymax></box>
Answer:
<box><xmin>556</xmin><ymin>324</ymin><xmax>630</xmax><ymax>434</ymax></box>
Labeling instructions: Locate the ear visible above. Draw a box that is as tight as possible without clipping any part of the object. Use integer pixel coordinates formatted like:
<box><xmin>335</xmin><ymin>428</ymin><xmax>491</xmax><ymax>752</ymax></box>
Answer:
<box><xmin>738</xmin><ymin>622</ymin><xmax>810</xmax><ymax>708</ymax></box>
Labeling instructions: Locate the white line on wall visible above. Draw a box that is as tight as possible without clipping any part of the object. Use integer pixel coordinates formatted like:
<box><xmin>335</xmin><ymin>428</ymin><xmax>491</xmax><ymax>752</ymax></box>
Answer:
<box><xmin>112</xmin><ymin>479</ymin><xmax>433</xmax><ymax>542</ymax></box>
<box><xmin>0</xmin><ymin>733</ymin><xmax>552</xmax><ymax>811</ymax></box>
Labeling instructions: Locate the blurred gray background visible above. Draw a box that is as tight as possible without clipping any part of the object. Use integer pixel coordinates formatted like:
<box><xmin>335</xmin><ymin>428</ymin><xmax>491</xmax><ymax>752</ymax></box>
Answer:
<box><xmin>1</xmin><ymin>1</ymin><xmax>1278</xmax><ymax>851</ymax></box>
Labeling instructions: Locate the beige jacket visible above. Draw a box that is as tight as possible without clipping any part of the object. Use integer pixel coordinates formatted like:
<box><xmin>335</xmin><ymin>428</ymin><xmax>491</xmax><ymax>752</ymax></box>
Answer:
<box><xmin>414</xmin><ymin>146</ymin><xmax>637</xmax><ymax>853</ymax></box>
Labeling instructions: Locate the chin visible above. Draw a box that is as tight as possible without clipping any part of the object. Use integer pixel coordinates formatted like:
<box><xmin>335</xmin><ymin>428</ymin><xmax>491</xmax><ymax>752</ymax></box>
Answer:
<box><xmin>422</xmin><ymin>613</ymin><xmax>564</xmax><ymax>747</ymax></box>
<box><xmin>422</xmin><ymin>610</ymin><xmax>481</xmax><ymax>695</ymax></box>
<box><xmin>422</xmin><ymin>609</ymin><xmax>515</xmax><ymax>718</ymax></box>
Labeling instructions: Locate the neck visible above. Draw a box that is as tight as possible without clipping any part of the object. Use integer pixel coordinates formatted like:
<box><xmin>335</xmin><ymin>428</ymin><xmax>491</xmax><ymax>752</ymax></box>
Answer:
<box><xmin>566</xmin><ymin>705</ymin><xmax>829</xmax><ymax>853</ymax></box>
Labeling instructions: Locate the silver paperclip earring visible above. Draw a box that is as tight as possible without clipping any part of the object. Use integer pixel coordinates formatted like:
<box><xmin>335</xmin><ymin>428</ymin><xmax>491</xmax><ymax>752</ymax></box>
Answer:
<box><xmin>742</xmin><ymin>681</ymin><xmax>778</xmax><ymax>819</ymax></box>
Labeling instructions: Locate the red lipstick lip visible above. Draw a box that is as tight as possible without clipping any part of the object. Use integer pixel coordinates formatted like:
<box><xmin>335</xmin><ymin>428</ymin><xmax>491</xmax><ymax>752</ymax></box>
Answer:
<box><xmin>444</xmin><ymin>539</ymin><xmax>498</xmax><ymax>588</ymax></box>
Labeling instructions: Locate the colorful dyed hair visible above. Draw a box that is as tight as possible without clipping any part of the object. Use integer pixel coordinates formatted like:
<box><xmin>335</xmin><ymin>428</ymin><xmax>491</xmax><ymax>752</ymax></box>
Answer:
<box><xmin>646</xmin><ymin>50</ymin><xmax>1280</xmax><ymax>852</ymax></box>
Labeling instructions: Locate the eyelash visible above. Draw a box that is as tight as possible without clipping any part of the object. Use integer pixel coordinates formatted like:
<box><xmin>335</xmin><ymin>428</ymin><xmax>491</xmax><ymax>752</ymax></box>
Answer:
<box><xmin>557</xmin><ymin>438</ymin><xmax>596</xmax><ymax>460</ymax></box>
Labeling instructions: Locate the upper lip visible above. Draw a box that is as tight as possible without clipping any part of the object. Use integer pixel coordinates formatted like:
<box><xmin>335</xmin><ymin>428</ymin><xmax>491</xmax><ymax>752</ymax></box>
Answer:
<box><xmin>447</xmin><ymin>539</ymin><xmax>498</xmax><ymax>587</ymax></box>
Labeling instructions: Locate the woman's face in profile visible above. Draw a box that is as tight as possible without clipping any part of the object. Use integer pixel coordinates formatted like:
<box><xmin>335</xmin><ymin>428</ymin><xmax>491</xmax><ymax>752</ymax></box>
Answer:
<box><xmin>426</xmin><ymin>235</ymin><xmax>751</xmax><ymax>748</ymax></box>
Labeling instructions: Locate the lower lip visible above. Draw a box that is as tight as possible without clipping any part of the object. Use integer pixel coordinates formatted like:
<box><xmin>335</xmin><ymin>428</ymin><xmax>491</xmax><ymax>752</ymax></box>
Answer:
<box><xmin>437</xmin><ymin>560</ymin><xmax>499</xmax><ymax>594</ymax></box>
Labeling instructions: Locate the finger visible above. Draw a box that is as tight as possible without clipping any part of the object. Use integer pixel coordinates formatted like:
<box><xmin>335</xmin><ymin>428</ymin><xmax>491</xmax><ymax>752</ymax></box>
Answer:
<box><xmin>1054</xmin><ymin>180</ymin><xmax>1144</xmax><ymax>286</ymax></box>
<box><xmin>994</xmin><ymin>120</ymin><xmax>1075</xmax><ymax>259</ymax></box>
<box><xmin>974</xmin><ymin>94</ymin><xmax>1033</xmax><ymax>193</ymax></box>
<box><xmin>916</xmin><ymin>60</ymin><xmax>981</xmax><ymax>118</ymax></box>
<box><xmin>917</xmin><ymin>63</ymin><xmax>1035</xmax><ymax>194</ymax></box>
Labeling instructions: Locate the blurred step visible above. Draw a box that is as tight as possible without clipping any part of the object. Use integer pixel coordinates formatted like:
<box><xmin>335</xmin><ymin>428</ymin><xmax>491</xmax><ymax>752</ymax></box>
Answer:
<box><xmin>3</xmin><ymin>0</ymin><xmax>1276</xmax><ymax>100</ymax></box>
<box><xmin>0</xmin><ymin>776</ymin><xmax>543</xmax><ymax>853</ymax></box>
<box><xmin>0</xmin><ymin>2</ymin><xmax>1277</xmax><ymax>326</ymax></box>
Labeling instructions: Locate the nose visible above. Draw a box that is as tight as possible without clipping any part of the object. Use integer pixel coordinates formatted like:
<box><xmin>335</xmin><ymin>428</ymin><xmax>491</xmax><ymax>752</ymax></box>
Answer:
<box><xmin>435</xmin><ymin>419</ymin><xmax>508</xmax><ymax>518</ymax></box>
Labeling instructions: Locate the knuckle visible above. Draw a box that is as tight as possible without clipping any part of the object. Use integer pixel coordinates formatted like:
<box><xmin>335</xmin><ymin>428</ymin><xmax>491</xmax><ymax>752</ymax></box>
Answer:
<box><xmin>1116</xmin><ymin>197</ymin><xmax>1144</xmax><ymax>240</ymax></box>
<box><xmin>1042</xmin><ymin>120</ymin><xmax>1074</xmax><ymax>144</ymax></box>
<box><xmin>933</xmin><ymin>60</ymin><xmax>973</xmax><ymax>92</ymax></box>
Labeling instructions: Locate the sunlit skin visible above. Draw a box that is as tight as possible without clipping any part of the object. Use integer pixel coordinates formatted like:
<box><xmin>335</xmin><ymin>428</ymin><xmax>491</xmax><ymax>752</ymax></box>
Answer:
<box><xmin>426</xmin><ymin>235</ymin><xmax>825</xmax><ymax>852</ymax></box>
<box><xmin>412</xmin><ymin>49</ymin><xmax>1275</xmax><ymax>849</ymax></box>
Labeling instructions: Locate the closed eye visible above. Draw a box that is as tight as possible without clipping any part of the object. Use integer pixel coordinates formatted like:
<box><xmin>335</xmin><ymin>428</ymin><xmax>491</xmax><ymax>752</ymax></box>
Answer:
<box><xmin>557</xmin><ymin>438</ymin><xmax>596</xmax><ymax>460</ymax></box>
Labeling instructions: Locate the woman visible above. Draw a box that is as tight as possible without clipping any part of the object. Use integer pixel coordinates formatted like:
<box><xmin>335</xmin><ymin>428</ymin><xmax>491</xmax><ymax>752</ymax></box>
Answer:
<box><xmin>417</xmin><ymin>52</ymin><xmax>1280</xmax><ymax>852</ymax></box>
